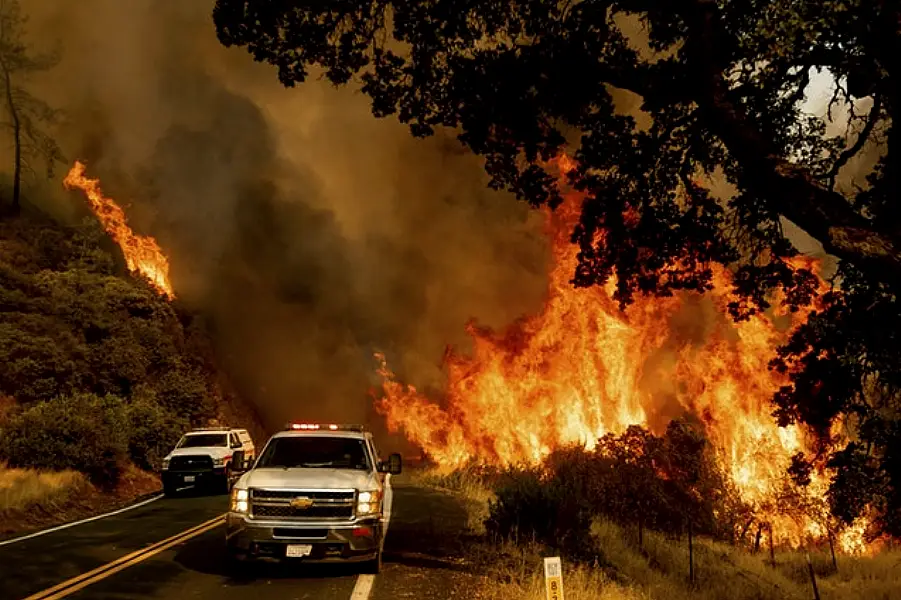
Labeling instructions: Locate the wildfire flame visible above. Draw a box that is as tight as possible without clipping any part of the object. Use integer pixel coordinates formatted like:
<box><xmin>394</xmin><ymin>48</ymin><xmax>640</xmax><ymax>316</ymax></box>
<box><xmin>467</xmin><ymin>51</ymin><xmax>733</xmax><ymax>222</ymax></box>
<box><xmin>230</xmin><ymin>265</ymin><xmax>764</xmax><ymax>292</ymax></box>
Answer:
<box><xmin>63</xmin><ymin>161</ymin><xmax>175</xmax><ymax>300</ymax></box>
<box><xmin>375</xmin><ymin>157</ymin><xmax>871</xmax><ymax>553</ymax></box>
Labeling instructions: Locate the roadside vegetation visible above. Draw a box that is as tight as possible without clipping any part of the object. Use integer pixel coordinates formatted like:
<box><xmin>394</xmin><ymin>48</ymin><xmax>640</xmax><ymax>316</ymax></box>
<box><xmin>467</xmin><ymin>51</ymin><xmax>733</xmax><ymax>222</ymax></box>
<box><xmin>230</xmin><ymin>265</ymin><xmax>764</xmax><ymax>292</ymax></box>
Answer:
<box><xmin>0</xmin><ymin>465</ymin><xmax>88</xmax><ymax>514</ymax></box>
<box><xmin>0</xmin><ymin>214</ymin><xmax>258</xmax><ymax>527</ymax></box>
<box><xmin>413</xmin><ymin>428</ymin><xmax>901</xmax><ymax>600</ymax></box>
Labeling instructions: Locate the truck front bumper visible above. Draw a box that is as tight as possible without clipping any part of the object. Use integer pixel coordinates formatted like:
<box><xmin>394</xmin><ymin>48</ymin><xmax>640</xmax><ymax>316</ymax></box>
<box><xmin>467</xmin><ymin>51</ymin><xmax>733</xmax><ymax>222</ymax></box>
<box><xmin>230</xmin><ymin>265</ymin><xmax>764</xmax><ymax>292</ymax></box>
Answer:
<box><xmin>162</xmin><ymin>468</ymin><xmax>227</xmax><ymax>489</ymax></box>
<box><xmin>225</xmin><ymin>513</ymin><xmax>383</xmax><ymax>563</ymax></box>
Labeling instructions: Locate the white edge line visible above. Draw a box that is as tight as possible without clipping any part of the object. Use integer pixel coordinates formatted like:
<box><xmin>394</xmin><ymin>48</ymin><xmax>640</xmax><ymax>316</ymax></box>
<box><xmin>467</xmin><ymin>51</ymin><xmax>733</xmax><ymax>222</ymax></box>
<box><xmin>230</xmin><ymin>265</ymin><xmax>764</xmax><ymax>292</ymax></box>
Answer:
<box><xmin>0</xmin><ymin>493</ymin><xmax>164</xmax><ymax>548</ymax></box>
<box><xmin>350</xmin><ymin>575</ymin><xmax>375</xmax><ymax>600</ymax></box>
<box><xmin>349</xmin><ymin>484</ymin><xmax>391</xmax><ymax>600</ymax></box>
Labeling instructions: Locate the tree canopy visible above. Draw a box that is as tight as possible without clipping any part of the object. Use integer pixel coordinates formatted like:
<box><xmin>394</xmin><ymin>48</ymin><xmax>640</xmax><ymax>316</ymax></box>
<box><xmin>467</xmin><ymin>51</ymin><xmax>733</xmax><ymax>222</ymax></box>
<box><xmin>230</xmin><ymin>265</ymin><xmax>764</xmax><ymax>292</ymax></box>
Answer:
<box><xmin>213</xmin><ymin>0</ymin><xmax>900</xmax><ymax>536</ymax></box>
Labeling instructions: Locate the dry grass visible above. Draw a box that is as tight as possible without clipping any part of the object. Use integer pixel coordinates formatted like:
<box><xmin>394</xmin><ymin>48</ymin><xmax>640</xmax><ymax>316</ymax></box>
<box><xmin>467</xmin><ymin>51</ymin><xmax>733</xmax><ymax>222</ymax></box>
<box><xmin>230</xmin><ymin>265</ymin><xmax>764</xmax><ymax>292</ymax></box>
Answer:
<box><xmin>0</xmin><ymin>465</ymin><xmax>89</xmax><ymax>513</ymax></box>
<box><xmin>413</xmin><ymin>469</ymin><xmax>901</xmax><ymax>600</ymax></box>
<box><xmin>479</xmin><ymin>559</ymin><xmax>650</xmax><ymax>599</ymax></box>
<box><xmin>410</xmin><ymin>466</ymin><xmax>496</xmax><ymax>534</ymax></box>
<box><xmin>594</xmin><ymin>518</ymin><xmax>901</xmax><ymax>600</ymax></box>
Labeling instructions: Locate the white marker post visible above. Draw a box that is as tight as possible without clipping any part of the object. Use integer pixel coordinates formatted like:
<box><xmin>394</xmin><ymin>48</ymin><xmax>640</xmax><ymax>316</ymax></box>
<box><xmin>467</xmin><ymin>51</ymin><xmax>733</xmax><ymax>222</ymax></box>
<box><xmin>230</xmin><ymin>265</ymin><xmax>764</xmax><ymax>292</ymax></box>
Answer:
<box><xmin>544</xmin><ymin>556</ymin><xmax>565</xmax><ymax>600</ymax></box>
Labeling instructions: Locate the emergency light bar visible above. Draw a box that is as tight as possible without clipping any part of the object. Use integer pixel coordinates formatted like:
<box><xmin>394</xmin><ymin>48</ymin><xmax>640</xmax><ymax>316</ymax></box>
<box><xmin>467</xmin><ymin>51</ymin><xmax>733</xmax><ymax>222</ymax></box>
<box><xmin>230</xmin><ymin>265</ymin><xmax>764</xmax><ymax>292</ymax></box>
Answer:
<box><xmin>191</xmin><ymin>427</ymin><xmax>231</xmax><ymax>432</ymax></box>
<box><xmin>284</xmin><ymin>423</ymin><xmax>366</xmax><ymax>432</ymax></box>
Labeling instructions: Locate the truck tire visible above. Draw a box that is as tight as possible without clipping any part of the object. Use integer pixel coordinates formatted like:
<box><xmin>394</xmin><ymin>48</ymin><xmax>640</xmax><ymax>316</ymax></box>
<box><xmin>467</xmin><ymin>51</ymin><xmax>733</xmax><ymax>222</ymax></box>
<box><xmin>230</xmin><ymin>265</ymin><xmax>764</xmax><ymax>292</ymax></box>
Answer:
<box><xmin>163</xmin><ymin>480</ymin><xmax>178</xmax><ymax>497</ymax></box>
<box><xmin>221</xmin><ymin>464</ymin><xmax>233</xmax><ymax>495</ymax></box>
<box><xmin>363</xmin><ymin>550</ymin><xmax>382</xmax><ymax>575</ymax></box>
<box><xmin>225</xmin><ymin>546</ymin><xmax>248</xmax><ymax>575</ymax></box>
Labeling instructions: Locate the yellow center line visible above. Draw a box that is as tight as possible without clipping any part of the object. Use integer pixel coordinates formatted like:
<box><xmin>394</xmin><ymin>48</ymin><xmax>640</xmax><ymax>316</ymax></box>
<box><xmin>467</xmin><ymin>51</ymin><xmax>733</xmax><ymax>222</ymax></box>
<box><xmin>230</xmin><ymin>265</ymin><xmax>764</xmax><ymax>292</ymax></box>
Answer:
<box><xmin>22</xmin><ymin>514</ymin><xmax>225</xmax><ymax>600</ymax></box>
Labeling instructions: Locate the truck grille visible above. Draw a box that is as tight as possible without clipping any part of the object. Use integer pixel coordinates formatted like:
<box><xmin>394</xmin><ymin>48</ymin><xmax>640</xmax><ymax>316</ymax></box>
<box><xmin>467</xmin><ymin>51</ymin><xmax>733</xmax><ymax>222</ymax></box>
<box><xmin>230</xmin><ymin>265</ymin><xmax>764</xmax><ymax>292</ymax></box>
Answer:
<box><xmin>250</xmin><ymin>488</ymin><xmax>355</xmax><ymax>521</ymax></box>
<box><xmin>169</xmin><ymin>455</ymin><xmax>213</xmax><ymax>471</ymax></box>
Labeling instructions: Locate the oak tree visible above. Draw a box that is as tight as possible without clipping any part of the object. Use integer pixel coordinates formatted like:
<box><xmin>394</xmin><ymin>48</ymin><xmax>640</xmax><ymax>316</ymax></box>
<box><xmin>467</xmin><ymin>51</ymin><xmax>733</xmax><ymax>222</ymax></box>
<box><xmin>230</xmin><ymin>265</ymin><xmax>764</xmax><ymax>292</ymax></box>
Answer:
<box><xmin>213</xmin><ymin>0</ymin><xmax>900</xmax><ymax>536</ymax></box>
<box><xmin>0</xmin><ymin>0</ymin><xmax>64</xmax><ymax>215</ymax></box>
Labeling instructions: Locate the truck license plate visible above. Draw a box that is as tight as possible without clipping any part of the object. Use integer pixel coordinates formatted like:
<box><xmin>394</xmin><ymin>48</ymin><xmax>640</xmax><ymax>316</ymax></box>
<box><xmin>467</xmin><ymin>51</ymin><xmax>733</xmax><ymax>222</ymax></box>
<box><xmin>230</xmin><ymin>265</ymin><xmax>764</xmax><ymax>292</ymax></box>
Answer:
<box><xmin>183</xmin><ymin>475</ymin><xmax>195</xmax><ymax>483</ymax></box>
<box><xmin>286</xmin><ymin>545</ymin><xmax>313</xmax><ymax>558</ymax></box>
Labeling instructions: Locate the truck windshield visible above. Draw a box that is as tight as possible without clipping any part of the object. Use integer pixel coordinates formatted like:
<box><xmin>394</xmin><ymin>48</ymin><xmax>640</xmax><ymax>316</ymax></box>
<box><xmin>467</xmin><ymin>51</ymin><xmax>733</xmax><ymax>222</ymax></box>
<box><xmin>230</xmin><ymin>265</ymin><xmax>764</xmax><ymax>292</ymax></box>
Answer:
<box><xmin>177</xmin><ymin>434</ymin><xmax>228</xmax><ymax>448</ymax></box>
<box><xmin>256</xmin><ymin>437</ymin><xmax>370</xmax><ymax>470</ymax></box>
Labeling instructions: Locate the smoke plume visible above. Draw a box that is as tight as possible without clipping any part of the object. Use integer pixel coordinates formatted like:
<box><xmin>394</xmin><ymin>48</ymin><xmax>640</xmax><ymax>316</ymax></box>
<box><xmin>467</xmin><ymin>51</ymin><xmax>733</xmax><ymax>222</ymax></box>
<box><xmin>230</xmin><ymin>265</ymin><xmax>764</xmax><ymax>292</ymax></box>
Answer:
<box><xmin>17</xmin><ymin>0</ymin><xmax>549</xmax><ymax>449</ymax></box>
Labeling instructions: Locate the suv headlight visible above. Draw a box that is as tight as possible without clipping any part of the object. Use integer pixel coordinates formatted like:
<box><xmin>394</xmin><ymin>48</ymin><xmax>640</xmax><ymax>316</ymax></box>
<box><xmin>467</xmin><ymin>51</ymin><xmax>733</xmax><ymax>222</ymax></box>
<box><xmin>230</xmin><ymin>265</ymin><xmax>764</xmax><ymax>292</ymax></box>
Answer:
<box><xmin>161</xmin><ymin>458</ymin><xmax>170</xmax><ymax>470</ymax></box>
<box><xmin>213</xmin><ymin>457</ymin><xmax>226</xmax><ymax>467</ymax></box>
<box><xmin>357</xmin><ymin>490</ymin><xmax>382</xmax><ymax>516</ymax></box>
<box><xmin>230</xmin><ymin>488</ymin><xmax>249</xmax><ymax>513</ymax></box>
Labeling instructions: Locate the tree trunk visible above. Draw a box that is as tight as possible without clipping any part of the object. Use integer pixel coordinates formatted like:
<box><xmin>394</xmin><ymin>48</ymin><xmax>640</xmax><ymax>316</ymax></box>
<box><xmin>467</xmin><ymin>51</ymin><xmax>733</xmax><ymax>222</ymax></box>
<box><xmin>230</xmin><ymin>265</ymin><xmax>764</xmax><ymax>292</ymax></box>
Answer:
<box><xmin>2</xmin><ymin>61</ymin><xmax>21</xmax><ymax>215</ymax></box>
<box><xmin>828</xmin><ymin>530</ymin><xmax>838</xmax><ymax>572</ymax></box>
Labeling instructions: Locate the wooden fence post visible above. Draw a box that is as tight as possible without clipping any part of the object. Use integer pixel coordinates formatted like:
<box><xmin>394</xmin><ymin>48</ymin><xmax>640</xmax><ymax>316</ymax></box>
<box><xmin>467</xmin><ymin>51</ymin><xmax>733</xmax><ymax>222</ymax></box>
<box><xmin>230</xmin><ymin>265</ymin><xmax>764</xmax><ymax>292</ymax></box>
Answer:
<box><xmin>806</xmin><ymin>552</ymin><xmax>821</xmax><ymax>600</ymax></box>
<box><xmin>688</xmin><ymin>519</ymin><xmax>694</xmax><ymax>585</ymax></box>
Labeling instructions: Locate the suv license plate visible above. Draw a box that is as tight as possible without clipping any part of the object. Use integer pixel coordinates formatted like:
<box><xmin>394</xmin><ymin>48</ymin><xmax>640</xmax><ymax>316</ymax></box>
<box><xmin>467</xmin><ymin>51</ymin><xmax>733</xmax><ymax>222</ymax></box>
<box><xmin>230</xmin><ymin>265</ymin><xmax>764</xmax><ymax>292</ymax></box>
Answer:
<box><xmin>183</xmin><ymin>475</ymin><xmax>195</xmax><ymax>483</ymax></box>
<box><xmin>286</xmin><ymin>545</ymin><xmax>313</xmax><ymax>558</ymax></box>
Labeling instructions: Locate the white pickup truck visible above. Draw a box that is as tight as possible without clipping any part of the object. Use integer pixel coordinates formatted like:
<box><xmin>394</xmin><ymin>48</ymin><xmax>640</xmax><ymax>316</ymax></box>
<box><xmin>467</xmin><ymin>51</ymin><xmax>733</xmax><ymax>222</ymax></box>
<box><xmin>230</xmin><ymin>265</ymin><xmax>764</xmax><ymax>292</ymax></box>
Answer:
<box><xmin>161</xmin><ymin>427</ymin><xmax>255</xmax><ymax>495</ymax></box>
<box><xmin>225</xmin><ymin>423</ymin><xmax>402</xmax><ymax>573</ymax></box>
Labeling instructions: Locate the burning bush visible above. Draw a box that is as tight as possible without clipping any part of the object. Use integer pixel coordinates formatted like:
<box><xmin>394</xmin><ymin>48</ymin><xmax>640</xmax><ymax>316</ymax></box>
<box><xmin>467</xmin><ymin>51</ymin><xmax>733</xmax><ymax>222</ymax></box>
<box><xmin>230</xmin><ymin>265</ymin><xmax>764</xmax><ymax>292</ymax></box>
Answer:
<box><xmin>486</xmin><ymin>420</ymin><xmax>747</xmax><ymax>554</ymax></box>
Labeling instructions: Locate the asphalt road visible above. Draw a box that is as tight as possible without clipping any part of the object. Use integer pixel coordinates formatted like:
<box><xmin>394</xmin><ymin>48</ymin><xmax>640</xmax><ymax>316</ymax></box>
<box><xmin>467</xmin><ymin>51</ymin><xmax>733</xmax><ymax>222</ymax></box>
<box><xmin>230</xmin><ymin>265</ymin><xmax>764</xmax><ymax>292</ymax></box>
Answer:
<box><xmin>0</xmin><ymin>477</ymin><xmax>479</xmax><ymax>600</ymax></box>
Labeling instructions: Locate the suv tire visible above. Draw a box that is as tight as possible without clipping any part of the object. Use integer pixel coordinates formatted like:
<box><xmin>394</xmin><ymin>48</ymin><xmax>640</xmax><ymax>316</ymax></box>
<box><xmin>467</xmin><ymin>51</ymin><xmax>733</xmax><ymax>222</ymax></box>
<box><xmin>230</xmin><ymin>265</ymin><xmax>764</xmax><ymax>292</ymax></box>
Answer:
<box><xmin>363</xmin><ymin>550</ymin><xmax>382</xmax><ymax>575</ymax></box>
<box><xmin>163</xmin><ymin>481</ymin><xmax>178</xmax><ymax>497</ymax></box>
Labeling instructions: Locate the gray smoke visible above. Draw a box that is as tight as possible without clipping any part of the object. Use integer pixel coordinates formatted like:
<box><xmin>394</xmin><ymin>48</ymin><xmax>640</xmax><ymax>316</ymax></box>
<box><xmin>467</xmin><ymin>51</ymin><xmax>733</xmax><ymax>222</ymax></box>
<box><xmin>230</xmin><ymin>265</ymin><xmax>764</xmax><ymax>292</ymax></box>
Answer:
<box><xmin>16</xmin><ymin>0</ymin><xmax>549</xmax><ymax>449</ymax></box>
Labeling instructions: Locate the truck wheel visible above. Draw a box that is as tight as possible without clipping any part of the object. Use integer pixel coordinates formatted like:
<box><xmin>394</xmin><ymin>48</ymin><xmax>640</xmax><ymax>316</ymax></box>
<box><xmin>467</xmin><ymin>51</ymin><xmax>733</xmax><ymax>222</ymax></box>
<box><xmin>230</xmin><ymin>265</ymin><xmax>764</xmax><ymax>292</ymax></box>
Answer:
<box><xmin>225</xmin><ymin>547</ymin><xmax>248</xmax><ymax>575</ymax></box>
<box><xmin>221</xmin><ymin>465</ymin><xmax>233</xmax><ymax>494</ymax></box>
<box><xmin>363</xmin><ymin>550</ymin><xmax>382</xmax><ymax>575</ymax></box>
<box><xmin>163</xmin><ymin>481</ymin><xmax>178</xmax><ymax>497</ymax></box>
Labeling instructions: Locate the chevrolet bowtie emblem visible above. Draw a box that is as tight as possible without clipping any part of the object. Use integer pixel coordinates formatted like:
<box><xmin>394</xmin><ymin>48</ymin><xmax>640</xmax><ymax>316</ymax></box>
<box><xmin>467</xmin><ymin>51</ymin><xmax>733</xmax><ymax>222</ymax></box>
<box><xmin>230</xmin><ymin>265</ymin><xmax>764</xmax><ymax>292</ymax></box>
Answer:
<box><xmin>290</xmin><ymin>496</ymin><xmax>314</xmax><ymax>509</ymax></box>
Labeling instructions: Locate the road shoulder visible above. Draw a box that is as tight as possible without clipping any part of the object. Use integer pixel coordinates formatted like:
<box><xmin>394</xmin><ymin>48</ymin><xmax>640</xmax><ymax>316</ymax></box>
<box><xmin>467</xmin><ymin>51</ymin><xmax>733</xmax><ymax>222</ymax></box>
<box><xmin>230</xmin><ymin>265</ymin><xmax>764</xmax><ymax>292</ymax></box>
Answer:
<box><xmin>0</xmin><ymin>466</ymin><xmax>161</xmax><ymax>542</ymax></box>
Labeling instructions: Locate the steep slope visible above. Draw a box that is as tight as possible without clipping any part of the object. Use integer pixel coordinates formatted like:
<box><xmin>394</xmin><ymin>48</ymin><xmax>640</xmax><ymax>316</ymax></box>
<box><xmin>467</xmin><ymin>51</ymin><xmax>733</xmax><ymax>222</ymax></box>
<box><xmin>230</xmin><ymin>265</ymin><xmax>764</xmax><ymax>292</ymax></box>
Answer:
<box><xmin>0</xmin><ymin>213</ymin><xmax>263</xmax><ymax>486</ymax></box>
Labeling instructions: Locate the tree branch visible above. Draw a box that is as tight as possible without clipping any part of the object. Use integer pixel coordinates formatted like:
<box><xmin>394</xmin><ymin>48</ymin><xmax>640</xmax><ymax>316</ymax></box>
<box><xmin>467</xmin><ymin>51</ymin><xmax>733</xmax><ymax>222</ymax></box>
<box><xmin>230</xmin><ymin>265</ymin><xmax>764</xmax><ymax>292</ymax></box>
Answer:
<box><xmin>683</xmin><ymin>0</ymin><xmax>901</xmax><ymax>281</ymax></box>
<box><xmin>827</xmin><ymin>94</ymin><xmax>883</xmax><ymax>190</ymax></box>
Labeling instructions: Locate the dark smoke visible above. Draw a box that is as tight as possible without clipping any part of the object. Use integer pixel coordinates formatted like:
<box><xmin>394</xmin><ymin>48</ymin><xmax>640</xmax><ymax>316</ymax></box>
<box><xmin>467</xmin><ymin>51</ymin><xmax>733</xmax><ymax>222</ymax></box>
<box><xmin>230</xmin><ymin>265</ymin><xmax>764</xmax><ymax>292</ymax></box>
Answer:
<box><xmin>17</xmin><ymin>0</ymin><xmax>549</xmax><ymax>450</ymax></box>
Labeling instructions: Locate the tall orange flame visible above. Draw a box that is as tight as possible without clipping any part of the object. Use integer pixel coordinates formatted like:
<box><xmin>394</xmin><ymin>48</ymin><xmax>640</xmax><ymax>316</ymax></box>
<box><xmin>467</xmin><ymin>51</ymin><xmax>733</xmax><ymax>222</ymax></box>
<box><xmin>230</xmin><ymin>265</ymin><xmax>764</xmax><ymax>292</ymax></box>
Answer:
<box><xmin>63</xmin><ymin>161</ymin><xmax>175</xmax><ymax>300</ymax></box>
<box><xmin>375</xmin><ymin>158</ymin><xmax>870</xmax><ymax>552</ymax></box>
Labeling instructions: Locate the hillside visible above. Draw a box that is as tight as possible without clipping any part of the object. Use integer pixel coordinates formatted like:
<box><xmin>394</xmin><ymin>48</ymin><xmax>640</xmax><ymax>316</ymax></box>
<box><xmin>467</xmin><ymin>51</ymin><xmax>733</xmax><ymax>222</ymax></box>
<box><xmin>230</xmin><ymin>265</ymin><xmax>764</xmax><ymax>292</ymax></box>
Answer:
<box><xmin>0</xmin><ymin>213</ymin><xmax>262</xmax><ymax>507</ymax></box>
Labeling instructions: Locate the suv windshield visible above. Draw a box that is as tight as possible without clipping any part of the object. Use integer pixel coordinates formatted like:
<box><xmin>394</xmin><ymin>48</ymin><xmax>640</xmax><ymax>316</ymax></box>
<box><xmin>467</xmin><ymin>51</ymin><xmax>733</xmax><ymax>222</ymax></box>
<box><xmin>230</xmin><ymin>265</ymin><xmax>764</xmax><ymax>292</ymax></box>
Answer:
<box><xmin>178</xmin><ymin>434</ymin><xmax>228</xmax><ymax>448</ymax></box>
<box><xmin>256</xmin><ymin>437</ymin><xmax>370</xmax><ymax>470</ymax></box>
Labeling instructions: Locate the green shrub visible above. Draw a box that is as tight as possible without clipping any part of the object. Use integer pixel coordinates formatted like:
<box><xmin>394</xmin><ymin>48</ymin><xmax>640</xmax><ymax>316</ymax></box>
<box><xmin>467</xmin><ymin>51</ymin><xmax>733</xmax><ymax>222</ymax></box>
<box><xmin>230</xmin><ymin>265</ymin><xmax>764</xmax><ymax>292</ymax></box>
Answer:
<box><xmin>155</xmin><ymin>367</ymin><xmax>215</xmax><ymax>424</ymax></box>
<box><xmin>486</xmin><ymin>465</ymin><xmax>594</xmax><ymax>554</ymax></box>
<box><xmin>125</xmin><ymin>390</ymin><xmax>189</xmax><ymax>470</ymax></box>
<box><xmin>0</xmin><ymin>392</ymin><xmax>128</xmax><ymax>487</ymax></box>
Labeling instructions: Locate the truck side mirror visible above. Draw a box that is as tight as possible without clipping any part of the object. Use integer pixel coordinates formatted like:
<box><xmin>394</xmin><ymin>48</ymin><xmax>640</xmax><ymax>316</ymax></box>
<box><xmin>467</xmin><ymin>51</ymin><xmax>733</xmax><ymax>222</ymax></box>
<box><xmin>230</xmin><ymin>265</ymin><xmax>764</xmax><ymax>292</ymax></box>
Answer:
<box><xmin>232</xmin><ymin>449</ymin><xmax>247</xmax><ymax>472</ymax></box>
<box><xmin>386</xmin><ymin>453</ymin><xmax>403</xmax><ymax>475</ymax></box>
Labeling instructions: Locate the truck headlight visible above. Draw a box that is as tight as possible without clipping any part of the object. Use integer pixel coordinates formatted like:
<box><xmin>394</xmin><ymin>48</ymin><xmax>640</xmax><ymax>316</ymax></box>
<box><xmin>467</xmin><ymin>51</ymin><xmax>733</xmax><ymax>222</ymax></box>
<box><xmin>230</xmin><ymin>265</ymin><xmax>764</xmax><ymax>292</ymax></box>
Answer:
<box><xmin>161</xmin><ymin>458</ymin><xmax>170</xmax><ymax>470</ymax></box>
<box><xmin>230</xmin><ymin>488</ymin><xmax>249</xmax><ymax>513</ymax></box>
<box><xmin>213</xmin><ymin>457</ymin><xmax>226</xmax><ymax>467</ymax></box>
<box><xmin>357</xmin><ymin>490</ymin><xmax>382</xmax><ymax>516</ymax></box>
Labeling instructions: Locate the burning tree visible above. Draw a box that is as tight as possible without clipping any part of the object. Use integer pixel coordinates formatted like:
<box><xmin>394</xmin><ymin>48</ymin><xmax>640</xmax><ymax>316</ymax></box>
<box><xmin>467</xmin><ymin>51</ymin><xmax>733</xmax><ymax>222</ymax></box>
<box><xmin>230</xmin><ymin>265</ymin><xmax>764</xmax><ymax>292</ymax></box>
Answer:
<box><xmin>214</xmin><ymin>1</ymin><xmax>900</xmax><ymax>538</ymax></box>
<box><xmin>0</xmin><ymin>0</ymin><xmax>64</xmax><ymax>214</ymax></box>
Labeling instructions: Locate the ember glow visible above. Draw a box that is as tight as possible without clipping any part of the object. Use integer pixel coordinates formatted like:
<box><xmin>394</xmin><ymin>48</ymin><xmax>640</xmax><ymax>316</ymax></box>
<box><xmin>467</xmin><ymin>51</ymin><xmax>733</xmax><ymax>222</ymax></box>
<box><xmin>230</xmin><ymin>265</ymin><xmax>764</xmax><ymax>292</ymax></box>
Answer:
<box><xmin>375</xmin><ymin>157</ymin><xmax>870</xmax><ymax>552</ymax></box>
<box><xmin>63</xmin><ymin>161</ymin><xmax>175</xmax><ymax>300</ymax></box>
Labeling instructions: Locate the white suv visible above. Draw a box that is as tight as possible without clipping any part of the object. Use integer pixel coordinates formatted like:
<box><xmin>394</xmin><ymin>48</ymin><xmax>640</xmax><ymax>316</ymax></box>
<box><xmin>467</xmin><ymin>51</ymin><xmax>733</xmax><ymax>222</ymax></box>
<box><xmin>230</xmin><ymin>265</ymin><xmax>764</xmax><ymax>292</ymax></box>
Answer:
<box><xmin>226</xmin><ymin>423</ymin><xmax>402</xmax><ymax>573</ymax></box>
<box><xmin>161</xmin><ymin>428</ymin><xmax>255</xmax><ymax>495</ymax></box>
